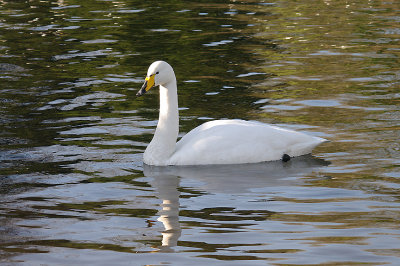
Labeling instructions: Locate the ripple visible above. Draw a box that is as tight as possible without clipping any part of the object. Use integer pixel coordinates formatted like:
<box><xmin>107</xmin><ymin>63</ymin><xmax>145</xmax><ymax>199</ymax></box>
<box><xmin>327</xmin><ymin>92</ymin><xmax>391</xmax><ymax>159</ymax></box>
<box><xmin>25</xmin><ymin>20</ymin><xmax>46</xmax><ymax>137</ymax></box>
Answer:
<box><xmin>295</xmin><ymin>99</ymin><xmax>341</xmax><ymax>107</ymax></box>
<box><xmin>52</xmin><ymin>49</ymin><xmax>119</xmax><ymax>61</ymax></box>
<box><xmin>116</xmin><ymin>9</ymin><xmax>146</xmax><ymax>13</ymax></box>
<box><xmin>203</xmin><ymin>39</ymin><xmax>233</xmax><ymax>47</ymax></box>
<box><xmin>310</xmin><ymin>50</ymin><xmax>397</xmax><ymax>59</ymax></box>
<box><xmin>236</xmin><ymin>72</ymin><xmax>265</xmax><ymax>78</ymax></box>
<box><xmin>0</xmin><ymin>63</ymin><xmax>26</xmax><ymax>73</ymax></box>
<box><xmin>347</xmin><ymin>77</ymin><xmax>378</xmax><ymax>82</ymax></box>
<box><xmin>261</xmin><ymin>104</ymin><xmax>303</xmax><ymax>112</ymax></box>
<box><xmin>105</xmin><ymin>77</ymin><xmax>142</xmax><ymax>83</ymax></box>
<box><xmin>51</xmin><ymin>5</ymin><xmax>80</xmax><ymax>10</ymax></box>
<box><xmin>59</xmin><ymin>92</ymin><xmax>124</xmax><ymax>111</ymax></box>
<box><xmin>60</xmin><ymin>127</ymin><xmax>110</xmax><ymax>135</ymax></box>
<box><xmin>81</xmin><ymin>39</ymin><xmax>118</xmax><ymax>44</ymax></box>
<box><xmin>205</xmin><ymin>92</ymin><xmax>219</xmax><ymax>96</ymax></box>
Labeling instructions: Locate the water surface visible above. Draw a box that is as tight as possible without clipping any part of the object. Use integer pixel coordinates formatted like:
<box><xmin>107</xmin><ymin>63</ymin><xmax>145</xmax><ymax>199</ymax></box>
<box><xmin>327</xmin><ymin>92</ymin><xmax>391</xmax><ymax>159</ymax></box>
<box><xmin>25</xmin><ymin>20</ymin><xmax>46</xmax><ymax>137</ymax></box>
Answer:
<box><xmin>1</xmin><ymin>0</ymin><xmax>400</xmax><ymax>265</ymax></box>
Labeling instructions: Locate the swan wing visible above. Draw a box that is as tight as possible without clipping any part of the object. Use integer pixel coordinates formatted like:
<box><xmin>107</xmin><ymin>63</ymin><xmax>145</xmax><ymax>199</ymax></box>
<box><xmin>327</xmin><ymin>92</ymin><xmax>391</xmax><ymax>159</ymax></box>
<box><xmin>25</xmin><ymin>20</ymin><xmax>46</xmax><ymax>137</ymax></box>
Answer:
<box><xmin>168</xmin><ymin>120</ymin><xmax>325</xmax><ymax>165</ymax></box>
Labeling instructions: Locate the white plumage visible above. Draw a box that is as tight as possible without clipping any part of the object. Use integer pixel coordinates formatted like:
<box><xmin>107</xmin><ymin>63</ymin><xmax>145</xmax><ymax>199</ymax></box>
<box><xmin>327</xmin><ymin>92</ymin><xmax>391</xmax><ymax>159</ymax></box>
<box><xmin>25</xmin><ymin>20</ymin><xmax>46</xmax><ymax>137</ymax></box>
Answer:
<box><xmin>136</xmin><ymin>61</ymin><xmax>326</xmax><ymax>166</ymax></box>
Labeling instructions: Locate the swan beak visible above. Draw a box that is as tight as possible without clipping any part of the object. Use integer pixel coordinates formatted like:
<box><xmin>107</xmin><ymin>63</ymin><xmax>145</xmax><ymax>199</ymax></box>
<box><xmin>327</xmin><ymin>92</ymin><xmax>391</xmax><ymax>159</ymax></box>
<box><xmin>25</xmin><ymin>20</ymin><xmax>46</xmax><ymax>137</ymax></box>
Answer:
<box><xmin>136</xmin><ymin>74</ymin><xmax>155</xmax><ymax>97</ymax></box>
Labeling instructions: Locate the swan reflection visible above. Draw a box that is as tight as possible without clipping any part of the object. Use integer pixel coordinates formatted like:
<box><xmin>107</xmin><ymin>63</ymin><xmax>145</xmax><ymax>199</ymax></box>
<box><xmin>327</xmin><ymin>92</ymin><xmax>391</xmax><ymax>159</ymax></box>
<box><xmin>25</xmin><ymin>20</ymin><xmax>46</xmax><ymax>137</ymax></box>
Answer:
<box><xmin>145</xmin><ymin>155</ymin><xmax>329</xmax><ymax>250</ymax></box>
<box><xmin>149</xmin><ymin>174</ymin><xmax>181</xmax><ymax>251</ymax></box>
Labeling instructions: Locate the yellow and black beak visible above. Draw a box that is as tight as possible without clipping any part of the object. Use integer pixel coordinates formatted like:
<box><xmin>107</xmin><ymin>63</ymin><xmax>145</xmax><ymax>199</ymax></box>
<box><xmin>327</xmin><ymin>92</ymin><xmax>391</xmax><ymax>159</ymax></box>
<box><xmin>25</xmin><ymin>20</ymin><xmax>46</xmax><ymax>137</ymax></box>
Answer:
<box><xmin>136</xmin><ymin>74</ymin><xmax>155</xmax><ymax>97</ymax></box>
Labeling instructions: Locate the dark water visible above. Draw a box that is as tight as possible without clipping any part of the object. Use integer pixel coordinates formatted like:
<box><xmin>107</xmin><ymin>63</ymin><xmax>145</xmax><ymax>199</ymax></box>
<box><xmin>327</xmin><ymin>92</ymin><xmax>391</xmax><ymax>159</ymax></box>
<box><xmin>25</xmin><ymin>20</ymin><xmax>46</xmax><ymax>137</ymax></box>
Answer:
<box><xmin>1</xmin><ymin>0</ymin><xmax>399</xmax><ymax>265</ymax></box>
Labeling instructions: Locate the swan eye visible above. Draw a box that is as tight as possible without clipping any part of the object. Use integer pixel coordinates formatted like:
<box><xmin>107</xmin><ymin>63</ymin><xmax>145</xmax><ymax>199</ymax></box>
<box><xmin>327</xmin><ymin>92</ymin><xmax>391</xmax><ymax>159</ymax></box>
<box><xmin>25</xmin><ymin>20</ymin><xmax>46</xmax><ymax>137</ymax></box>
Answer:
<box><xmin>156</xmin><ymin>71</ymin><xmax>159</xmax><ymax>74</ymax></box>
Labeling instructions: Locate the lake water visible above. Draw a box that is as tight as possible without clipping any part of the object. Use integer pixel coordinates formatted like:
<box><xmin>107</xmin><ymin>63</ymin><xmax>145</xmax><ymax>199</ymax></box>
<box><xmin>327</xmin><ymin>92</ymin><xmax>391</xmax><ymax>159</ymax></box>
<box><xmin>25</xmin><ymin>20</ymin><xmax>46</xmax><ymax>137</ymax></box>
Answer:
<box><xmin>1</xmin><ymin>0</ymin><xmax>399</xmax><ymax>265</ymax></box>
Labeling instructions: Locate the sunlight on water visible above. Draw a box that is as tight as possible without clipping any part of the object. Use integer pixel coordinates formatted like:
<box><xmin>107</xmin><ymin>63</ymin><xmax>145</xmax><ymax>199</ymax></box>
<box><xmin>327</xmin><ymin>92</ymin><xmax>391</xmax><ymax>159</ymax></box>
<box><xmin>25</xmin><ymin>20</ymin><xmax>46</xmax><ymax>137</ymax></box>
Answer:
<box><xmin>1</xmin><ymin>0</ymin><xmax>400</xmax><ymax>265</ymax></box>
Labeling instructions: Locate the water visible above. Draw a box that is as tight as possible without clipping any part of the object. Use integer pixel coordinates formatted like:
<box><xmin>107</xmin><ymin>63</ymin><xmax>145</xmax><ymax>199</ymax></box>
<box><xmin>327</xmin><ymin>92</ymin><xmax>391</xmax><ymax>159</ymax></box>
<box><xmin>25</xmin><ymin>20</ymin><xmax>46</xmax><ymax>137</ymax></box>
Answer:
<box><xmin>1</xmin><ymin>0</ymin><xmax>399</xmax><ymax>265</ymax></box>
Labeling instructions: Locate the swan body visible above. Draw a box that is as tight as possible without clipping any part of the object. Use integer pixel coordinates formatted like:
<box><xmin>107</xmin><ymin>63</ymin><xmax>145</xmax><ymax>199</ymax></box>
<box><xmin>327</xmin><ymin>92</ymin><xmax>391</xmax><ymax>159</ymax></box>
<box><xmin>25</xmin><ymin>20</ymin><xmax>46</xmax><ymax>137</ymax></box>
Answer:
<box><xmin>136</xmin><ymin>61</ymin><xmax>326</xmax><ymax>166</ymax></box>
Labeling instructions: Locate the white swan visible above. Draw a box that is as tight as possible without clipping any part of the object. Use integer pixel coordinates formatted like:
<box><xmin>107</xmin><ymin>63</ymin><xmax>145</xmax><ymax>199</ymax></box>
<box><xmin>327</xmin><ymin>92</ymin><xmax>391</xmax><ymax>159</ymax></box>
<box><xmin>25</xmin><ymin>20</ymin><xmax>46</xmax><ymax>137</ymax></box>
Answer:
<box><xmin>136</xmin><ymin>61</ymin><xmax>327</xmax><ymax>166</ymax></box>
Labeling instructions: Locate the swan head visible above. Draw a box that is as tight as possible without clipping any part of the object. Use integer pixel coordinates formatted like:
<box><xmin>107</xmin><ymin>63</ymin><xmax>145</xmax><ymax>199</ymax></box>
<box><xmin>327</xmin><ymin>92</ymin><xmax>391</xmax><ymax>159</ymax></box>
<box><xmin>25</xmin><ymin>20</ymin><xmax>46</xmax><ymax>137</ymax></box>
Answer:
<box><xmin>136</xmin><ymin>61</ymin><xmax>175</xmax><ymax>97</ymax></box>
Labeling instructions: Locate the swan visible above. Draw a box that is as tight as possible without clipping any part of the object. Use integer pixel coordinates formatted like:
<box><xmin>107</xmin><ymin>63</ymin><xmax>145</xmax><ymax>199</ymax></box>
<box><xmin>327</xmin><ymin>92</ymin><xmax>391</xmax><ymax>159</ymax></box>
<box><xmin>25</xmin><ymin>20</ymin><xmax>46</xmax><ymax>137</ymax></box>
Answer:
<box><xmin>136</xmin><ymin>61</ymin><xmax>327</xmax><ymax>166</ymax></box>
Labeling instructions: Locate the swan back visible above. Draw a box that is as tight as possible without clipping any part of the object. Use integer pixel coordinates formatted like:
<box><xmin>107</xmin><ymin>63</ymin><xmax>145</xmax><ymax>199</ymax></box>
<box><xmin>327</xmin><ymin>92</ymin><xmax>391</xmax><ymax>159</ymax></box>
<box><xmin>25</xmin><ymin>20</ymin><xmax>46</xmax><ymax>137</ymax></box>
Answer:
<box><xmin>168</xmin><ymin>119</ymin><xmax>326</xmax><ymax>165</ymax></box>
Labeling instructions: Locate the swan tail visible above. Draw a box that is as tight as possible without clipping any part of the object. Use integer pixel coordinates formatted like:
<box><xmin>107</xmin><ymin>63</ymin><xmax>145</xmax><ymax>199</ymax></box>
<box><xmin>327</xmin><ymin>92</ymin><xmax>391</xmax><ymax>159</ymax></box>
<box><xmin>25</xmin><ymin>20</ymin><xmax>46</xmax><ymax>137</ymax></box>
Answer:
<box><xmin>287</xmin><ymin>137</ymin><xmax>327</xmax><ymax>158</ymax></box>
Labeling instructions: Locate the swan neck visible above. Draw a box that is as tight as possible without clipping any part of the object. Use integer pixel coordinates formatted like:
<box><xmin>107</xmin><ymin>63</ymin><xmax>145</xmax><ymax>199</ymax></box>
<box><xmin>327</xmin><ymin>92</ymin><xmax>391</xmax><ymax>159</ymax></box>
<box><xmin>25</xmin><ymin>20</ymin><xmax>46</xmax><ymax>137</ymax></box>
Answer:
<box><xmin>144</xmin><ymin>78</ymin><xmax>179</xmax><ymax>165</ymax></box>
<box><xmin>159</xmin><ymin>80</ymin><xmax>178</xmax><ymax>123</ymax></box>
